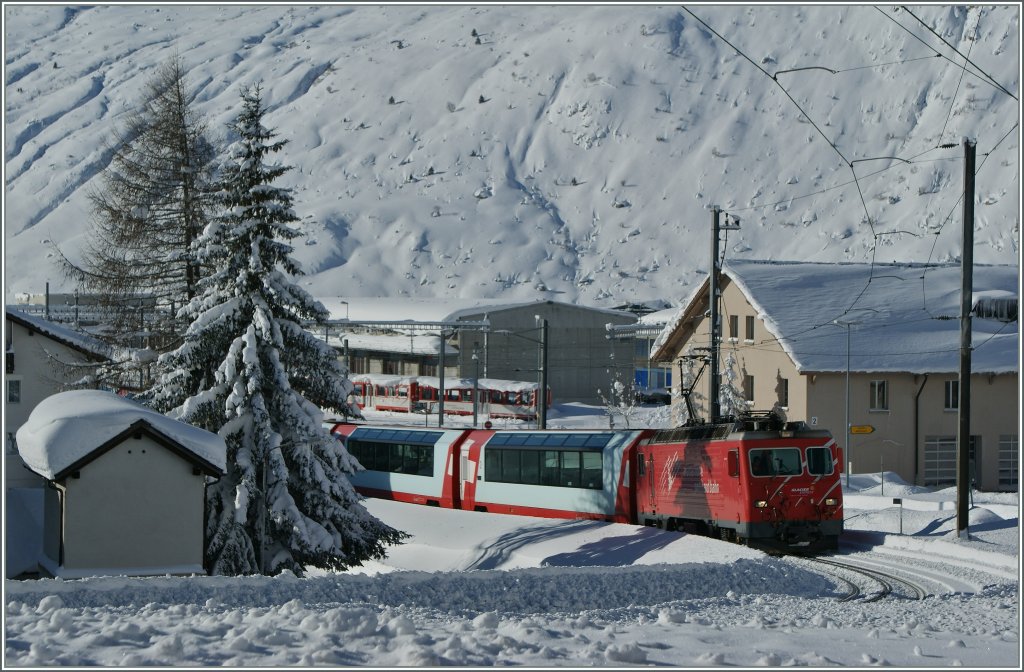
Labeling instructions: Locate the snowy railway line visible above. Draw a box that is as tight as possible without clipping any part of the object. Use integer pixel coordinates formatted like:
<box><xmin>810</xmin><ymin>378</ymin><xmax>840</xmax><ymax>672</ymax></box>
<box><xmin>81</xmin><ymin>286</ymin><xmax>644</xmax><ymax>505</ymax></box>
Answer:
<box><xmin>797</xmin><ymin>557</ymin><xmax>929</xmax><ymax>602</ymax></box>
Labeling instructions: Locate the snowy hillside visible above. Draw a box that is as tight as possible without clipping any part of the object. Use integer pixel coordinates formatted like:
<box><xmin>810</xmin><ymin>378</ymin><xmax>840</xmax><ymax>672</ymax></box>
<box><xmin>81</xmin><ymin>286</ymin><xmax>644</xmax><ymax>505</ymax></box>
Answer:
<box><xmin>4</xmin><ymin>4</ymin><xmax>1020</xmax><ymax>306</ymax></box>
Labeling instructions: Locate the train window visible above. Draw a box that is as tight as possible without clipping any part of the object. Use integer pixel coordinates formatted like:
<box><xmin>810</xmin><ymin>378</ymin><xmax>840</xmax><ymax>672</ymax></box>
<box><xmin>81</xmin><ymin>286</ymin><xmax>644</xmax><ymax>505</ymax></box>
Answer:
<box><xmin>542</xmin><ymin>434</ymin><xmax>568</xmax><ymax>446</ymax></box>
<box><xmin>489</xmin><ymin>434</ymin><xmax>511</xmax><ymax>446</ymax></box>
<box><xmin>637</xmin><ymin>454</ymin><xmax>645</xmax><ymax>476</ymax></box>
<box><xmin>485</xmin><ymin>450</ymin><xmax>501</xmax><ymax>482</ymax></box>
<box><xmin>749</xmin><ymin>448</ymin><xmax>802</xmax><ymax>476</ymax></box>
<box><xmin>525</xmin><ymin>434</ymin><xmax>547</xmax><ymax>446</ymax></box>
<box><xmin>520</xmin><ymin>450</ymin><xmax>540</xmax><ymax>484</ymax></box>
<box><xmin>417</xmin><ymin>446</ymin><xmax>433</xmax><ymax>476</ymax></box>
<box><xmin>582</xmin><ymin>452</ymin><xmax>602</xmax><ymax>488</ymax></box>
<box><xmin>346</xmin><ymin>437</ymin><xmax>437</xmax><ymax>477</ymax></box>
<box><xmin>806</xmin><ymin>447</ymin><xmax>834</xmax><ymax>475</ymax></box>
<box><xmin>584</xmin><ymin>433</ymin><xmax>613</xmax><ymax>447</ymax></box>
<box><xmin>389</xmin><ymin>444</ymin><xmax>404</xmax><ymax>472</ymax></box>
<box><xmin>501</xmin><ymin>450</ymin><xmax>521</xmax><ymax>482</ymax></box>
<box><xmin>541</xmin><ymin>451</ymin><xmax>560</xmax><ymax>486</ymax></box>
<box><xmin>483</xmin><ymin>447</ymin><xmax>602</xmax><ymax>489</ymax></box>
<box><xmin>561</xmin><ymin>451</ymin><xmax>581</xmax><ymax>487</ymax></box>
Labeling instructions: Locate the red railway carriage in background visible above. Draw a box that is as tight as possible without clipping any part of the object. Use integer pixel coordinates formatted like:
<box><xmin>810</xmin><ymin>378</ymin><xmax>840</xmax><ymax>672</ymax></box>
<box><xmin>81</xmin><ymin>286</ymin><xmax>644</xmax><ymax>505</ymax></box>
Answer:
<box><xmin>349</xmin><ymin>373</ymin><xmax>550</xmax><ymax>421</ymax></box>
<box><xmin>328</xmin><ymin>413</ymin><xmax>844</xmax><ymax>553</ymax></box>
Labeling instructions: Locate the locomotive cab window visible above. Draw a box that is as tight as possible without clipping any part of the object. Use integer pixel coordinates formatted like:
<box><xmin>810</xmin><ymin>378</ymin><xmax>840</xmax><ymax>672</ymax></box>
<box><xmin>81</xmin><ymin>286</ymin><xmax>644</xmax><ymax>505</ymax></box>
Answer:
<box><xmin>806</xmin><ymin>446</ymin><xmax>834</xmax><ymax>475</ymax></box>
<box><xmin>749</xmin><ymin>448</ymin><xmax>801</xmax><ymax>476</ymax></box>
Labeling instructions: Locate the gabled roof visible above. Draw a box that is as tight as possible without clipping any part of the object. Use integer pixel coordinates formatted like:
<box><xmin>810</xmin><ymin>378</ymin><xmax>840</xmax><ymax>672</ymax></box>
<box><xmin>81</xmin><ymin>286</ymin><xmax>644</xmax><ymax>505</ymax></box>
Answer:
<box><xmin>652</xmin><ymin>260</ymin><xmax>1018</xmax><ymax>375</ymax></box>
<box><xmin>16</xmin><ymin>390</ymin><xmax>226</xmax><ymax>480</ymax></box>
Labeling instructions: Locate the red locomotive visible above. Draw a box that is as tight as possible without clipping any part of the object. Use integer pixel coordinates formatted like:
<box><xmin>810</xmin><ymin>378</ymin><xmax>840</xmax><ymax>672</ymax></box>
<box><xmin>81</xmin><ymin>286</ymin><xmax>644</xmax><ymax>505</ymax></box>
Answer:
<box><xmin>329</xmin><ymin>411</ymin><xmax>843</xmax><ymax>553</ymax></box>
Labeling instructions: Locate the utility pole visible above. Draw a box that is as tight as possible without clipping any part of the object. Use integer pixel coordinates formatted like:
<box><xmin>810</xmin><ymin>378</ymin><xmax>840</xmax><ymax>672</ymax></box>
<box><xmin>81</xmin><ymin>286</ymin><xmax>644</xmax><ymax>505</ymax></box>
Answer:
<box><xmin>538</xmin><ymin>317</ymin><xmax>549</xmax><ymax>430</ymax></box>
<box><xmin>957</xmin><ymin>138</ymin><xmax>976</xmax><ymax>538</ymax></box>
<box><xmin>709</xmin><ymin>208</ymin><xmax>721</xmax><ymax>423</ymax></box>
<box><xmin>709</xmin><ymin>206</ymin><xmax>740</xmax><ymax>423</ymax></box>
<box><xmin>438</xmin><ymin>330</ymin><xmax>446</xmax><ymax>426</ymax></box>
<box><xmin>472</xmin><ymin>342</ymin><xmax>480</xmax><ymax>427</ymax></box>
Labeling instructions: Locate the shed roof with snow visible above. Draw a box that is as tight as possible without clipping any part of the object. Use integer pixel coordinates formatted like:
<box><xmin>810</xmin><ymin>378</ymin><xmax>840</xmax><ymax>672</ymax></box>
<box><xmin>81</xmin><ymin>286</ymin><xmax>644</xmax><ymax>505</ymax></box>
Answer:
<box><xmin>16</xmin><ymin>390</ymin><xmax>226</xmax><ymax>480</ymax></box>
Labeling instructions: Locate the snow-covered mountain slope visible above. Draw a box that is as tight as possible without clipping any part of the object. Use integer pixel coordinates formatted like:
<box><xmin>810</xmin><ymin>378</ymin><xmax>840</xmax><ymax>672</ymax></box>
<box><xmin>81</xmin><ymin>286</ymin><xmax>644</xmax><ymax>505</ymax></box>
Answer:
<box><xmin>4</xmin><ymin>5</ymin><xmax>1019</xmax><ymax>307</ymax></box>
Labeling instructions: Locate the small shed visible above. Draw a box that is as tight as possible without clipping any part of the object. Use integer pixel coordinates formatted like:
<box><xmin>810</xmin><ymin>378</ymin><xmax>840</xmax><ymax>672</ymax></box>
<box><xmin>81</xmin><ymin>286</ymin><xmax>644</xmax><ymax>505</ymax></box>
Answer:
<box><xmin>16</xmin><ymin>390</ymin><xmax>226</xmax><ymax>578</ymax></box>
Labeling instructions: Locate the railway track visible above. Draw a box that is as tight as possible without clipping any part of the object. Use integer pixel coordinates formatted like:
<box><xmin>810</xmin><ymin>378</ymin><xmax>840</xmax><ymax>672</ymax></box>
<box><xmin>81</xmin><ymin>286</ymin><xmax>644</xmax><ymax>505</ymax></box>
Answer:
<box><xmin>795</xmin><ymin>556</ymin><xmax>929</xmax><ymax>602</ymax></box>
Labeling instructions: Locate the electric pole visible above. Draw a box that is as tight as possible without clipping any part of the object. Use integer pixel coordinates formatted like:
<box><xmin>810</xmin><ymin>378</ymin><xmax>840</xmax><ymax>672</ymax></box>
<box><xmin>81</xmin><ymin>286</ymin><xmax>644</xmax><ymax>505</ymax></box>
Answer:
<box><xmin>709</xmin><ymin>206</ymin><xmax>740</xmax><ymax>423</ymax></box>
<box><xmin>956</xmin><ymin>138</ymin><xmax>976</xmax><ymax>537</ymax></box>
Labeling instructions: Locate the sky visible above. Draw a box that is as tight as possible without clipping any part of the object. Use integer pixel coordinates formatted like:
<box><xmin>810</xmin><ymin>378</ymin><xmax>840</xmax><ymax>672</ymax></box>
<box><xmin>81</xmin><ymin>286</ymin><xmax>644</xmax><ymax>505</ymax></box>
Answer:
<box><xmin>3</xmin><ymin>404</ymin><xmax>1020</xmax><ymax>668</ymax></box>
<box><xmin>3</xmin><ymin>4</ymin><xmax>1020</xmax><ymax>308</ymax></box>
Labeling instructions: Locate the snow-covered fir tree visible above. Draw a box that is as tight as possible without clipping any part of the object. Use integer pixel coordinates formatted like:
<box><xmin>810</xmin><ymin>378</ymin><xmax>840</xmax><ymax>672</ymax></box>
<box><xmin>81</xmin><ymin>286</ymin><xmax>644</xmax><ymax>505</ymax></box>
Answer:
<box><xmin>151</xmin><ymin>84</ymin><xmax>405</xmax><ymax>576</ymax></box>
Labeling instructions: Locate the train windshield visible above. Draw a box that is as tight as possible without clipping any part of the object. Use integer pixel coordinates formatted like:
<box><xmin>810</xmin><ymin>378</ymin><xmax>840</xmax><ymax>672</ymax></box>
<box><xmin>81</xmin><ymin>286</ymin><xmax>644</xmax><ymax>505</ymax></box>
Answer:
<box><xmin>806</xmin><ymin>446</ymin><xmax>834</xmax><ymax>475</ymax></box>
<box><xmin>749</xmin><ymin>448</ymin><xmax>802</xmax><ymax>476</ymax></box>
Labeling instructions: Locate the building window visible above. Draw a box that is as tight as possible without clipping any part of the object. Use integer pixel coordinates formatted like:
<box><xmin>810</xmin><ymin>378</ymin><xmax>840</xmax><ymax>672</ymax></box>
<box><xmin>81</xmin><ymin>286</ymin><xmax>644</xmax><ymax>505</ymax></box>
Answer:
<box><xmin>745</xmin><ymin>315</ymin><xmax>755</xmax><ymax>341</ymax></box>
<box><xmin>998</xmin><ymin>435</ymin><xmax>1018</xmax><ymax>490</ymax></box>
<box><xmin>729</xmin><ymin>315</ymin><xmax>739</xmax><ymax>340</ymax></box>
<box><xmin>6</xmin><ymin>378</ymin><xmax>21</xmax><ymax>404</ymax></box>
<box><xmin>778</xmin><ymin>377</ymin><xmax>789</xmax><ymax>408</ymax></box>
<box><xmin>944</xmin><ymin>380</ymin><xmax>959</xmax><ymax>411</ymax></box>
<box><xmin>348</xmin><ymin>355</ymin><xmax>368</xmax><ymax>375</ymax></box>
<box><xmin>382</xmin><ymin>358</ymin><xmax>400</xmax><ymax>375</ymax></box>
<box><xmin>743</xmin><ymin>374</ymin><xmax>755</xmax><ymax>404</ymax></box>
<box><xmin>869</xmin><ymin>380</ymin><xmax>888</xmax><ymax>411</ymax></box>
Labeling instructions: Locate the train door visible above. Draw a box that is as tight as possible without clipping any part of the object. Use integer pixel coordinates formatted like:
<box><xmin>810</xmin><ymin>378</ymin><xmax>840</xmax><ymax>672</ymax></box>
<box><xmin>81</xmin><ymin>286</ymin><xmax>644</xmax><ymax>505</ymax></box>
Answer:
<box><xmin>635</xmin><ymin>449</ymin><xmax>656</xmax><ymax>518</ymax></box>
<box><xmin>458</xmin><ymin>440</ymin><xmax>479</xmax><ymax>510</ymax></box>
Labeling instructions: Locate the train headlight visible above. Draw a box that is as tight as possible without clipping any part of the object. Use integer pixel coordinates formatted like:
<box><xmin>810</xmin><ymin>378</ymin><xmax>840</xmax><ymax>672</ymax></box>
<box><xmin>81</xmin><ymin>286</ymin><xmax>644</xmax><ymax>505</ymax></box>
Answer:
<box><xmin>754</xmin><ymin>500</ymin><xmax>768</xmax><ymax>508</ymax></box>
<box><xmin>823</xmin><ymin>498</ymin><xmax>838</xmax><ymax>506</ymax></box>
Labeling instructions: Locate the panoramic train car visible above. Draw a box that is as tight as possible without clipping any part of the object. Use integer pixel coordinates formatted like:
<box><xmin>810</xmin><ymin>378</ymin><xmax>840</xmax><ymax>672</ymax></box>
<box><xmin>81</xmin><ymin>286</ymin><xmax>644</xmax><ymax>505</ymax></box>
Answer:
<box><xmin>633</xmin><ymin>418</ymin><xmax>843</xmax><ymax>552</ymax></box>
<box><xmin>328</xmin><ymin>424</ymin><xmax>470</xmax><ymax>509</ymax></box>
<box><xmin>457</xmin><ymin>428</ymin><xmax>653</xmax><ymax>522</ymax></box>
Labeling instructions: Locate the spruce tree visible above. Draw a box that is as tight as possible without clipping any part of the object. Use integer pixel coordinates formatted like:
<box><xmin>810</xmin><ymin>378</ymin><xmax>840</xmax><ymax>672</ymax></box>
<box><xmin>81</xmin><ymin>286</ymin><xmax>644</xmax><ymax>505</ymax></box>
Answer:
<box><xmin>152</xmin><ymin>84</ymin><xmax>403</xmax><ymax>576</ymax></box>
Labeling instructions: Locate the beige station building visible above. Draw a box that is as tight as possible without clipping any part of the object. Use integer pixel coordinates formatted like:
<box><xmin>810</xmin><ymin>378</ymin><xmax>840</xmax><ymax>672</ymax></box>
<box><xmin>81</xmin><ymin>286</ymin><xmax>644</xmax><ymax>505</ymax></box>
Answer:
<box><xmin>650</xmin><ymin>260</ymin><xmax>1019</xmax><ymax>492</ymax></box>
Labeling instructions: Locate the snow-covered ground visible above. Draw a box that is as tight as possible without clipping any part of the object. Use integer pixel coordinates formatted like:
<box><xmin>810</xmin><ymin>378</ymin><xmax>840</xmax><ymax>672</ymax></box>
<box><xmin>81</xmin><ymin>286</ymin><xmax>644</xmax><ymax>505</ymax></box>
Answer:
<box><xmin>4</xmin><ymin>405</ymin><xmax>1019</xmax><ymax>667</ymax></box>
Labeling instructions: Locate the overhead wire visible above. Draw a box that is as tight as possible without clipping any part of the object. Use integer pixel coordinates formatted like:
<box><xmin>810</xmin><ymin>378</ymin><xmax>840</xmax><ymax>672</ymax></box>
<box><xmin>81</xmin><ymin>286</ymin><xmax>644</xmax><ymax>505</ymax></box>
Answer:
<box><xmin>898</xmin><ymin>5</ymin><xmax>1019</xmax><ymax>101</ymax></box>
<box><xmin>680</xmin><ymin>5</ymin><xmax>941</xmax><ymax>328</ymax></box>
<box><xmin>680</xmin><ymin>6</ymin><xmax>1015</xmax><ymax>348</ymax></box>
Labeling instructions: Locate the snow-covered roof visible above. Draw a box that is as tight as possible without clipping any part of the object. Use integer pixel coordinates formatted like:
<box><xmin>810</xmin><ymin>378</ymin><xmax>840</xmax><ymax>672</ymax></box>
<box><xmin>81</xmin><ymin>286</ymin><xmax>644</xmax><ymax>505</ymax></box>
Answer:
<box><xmin>316</xmin><ymin>297</ymin><xmax>632</xmax><ymax>323</ymax></box>
<box><xmin>653</xmin><ymin>260</ymin><xmax>1018</xmax><ymax>375</ymax></box>
<box><xmin>16</xmin><ymin>390</ymin><xmax>227</xmax><ymax>480</ymax></box>
<box><xmin>5</xmin><ymin>306</ymin><xmax>111</xmax><ymax>358</ymax></box>
<box><xmin>326</xmin><ymin>332</ymin><xmax>457</xmax><ymax>356</ymax></box>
